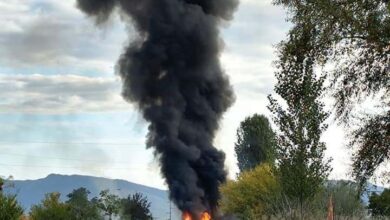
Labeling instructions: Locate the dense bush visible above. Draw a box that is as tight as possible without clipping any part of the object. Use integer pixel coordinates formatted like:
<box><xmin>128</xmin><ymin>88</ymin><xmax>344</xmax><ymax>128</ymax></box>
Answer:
<box><xmin>369</xmin><ymin>189</ymin><xmax>390</xmax><ymax>217</ymax></box>
<box><xmin>29</xmin><ymin>193</ymin><xmax>72</xmax><ymax>220</ymax></box>
<box><xmin>0</xmin><ymin>193</ymin><xmax>23</xmax><ymax>220</ymax></box>
<box><xmin>120</xmin><ymin>193</ymin><xmax>153</xmax><ymax>220</ymax></box>
<box><xmin>220</xmin><ymin>163</ymin><xmax>281</xmax><ymax>219</ymax></box>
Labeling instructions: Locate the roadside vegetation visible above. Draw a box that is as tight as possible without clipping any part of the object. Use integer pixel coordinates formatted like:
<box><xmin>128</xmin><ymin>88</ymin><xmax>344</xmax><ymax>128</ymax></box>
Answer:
<box><xmin>220</xmin><ymin>113</ymin><xmax>389</xmax><ymax>219</ymax></box>
<box><xmin>0</xmin><ymin>178</ymin><xmax>153</xmax><ymax>220</ymax></box>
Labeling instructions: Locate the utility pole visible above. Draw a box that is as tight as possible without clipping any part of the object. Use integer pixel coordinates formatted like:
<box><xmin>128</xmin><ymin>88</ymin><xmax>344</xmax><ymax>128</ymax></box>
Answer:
<box><xmin>166</xmin><ymin>199</ymin><xmax>172</xmax><ymax>220</ymax></box>
<box><xmin>169</xmin><ymin>200</ymin><xmax>172</xmax><ymax>220</ymax></box>
<box><xmin>327</xmin><ymin>194</ymin><xmax>334</xmax><ymax>220</ymax></box>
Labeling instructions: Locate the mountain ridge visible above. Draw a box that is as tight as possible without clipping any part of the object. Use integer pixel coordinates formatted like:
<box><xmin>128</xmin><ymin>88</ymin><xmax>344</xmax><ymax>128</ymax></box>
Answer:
<box><xmin>4</xmin><ymin>173</ymin><xmax>181</xmax><ymax>220</ymax></box>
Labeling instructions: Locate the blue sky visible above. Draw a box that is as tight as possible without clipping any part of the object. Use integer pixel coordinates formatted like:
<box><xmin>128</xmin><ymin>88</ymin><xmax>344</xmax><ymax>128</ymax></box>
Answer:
<box><xmin>0</xmin><ymin>0</ymin><xmax>365</xmax><ymax>189</ymax></box>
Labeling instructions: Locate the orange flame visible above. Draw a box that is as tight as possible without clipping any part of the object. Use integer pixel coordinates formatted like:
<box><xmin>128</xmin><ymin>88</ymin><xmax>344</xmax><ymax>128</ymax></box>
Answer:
<box><xmin>201</xmin><ymin>212</ymin><xmax>211</xmax><ymax>220</ymax></box>
<box><xmin>182</xmin><ymin>211</ymin><xmax>211</xmax><ymax>220</ymax></box>
<box><xmin>182</xmin><ymin>212</ymin><xmax>192</xmax><ymax>220</ymax></box>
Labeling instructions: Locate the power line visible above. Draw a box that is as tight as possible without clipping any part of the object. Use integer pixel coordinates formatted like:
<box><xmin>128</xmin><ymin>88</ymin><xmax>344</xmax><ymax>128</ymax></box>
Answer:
<box><xmin>0</xmin><ymin>141</ymin><xmax>144</xmax><ymax>147</ymax></box>
<box><xmin>0</xmin><ymin>153</ymin><xmax>133</xmax><ymax>164</ymax></box>
<box><xmin>0</xmin><ymin>162</ymin><xmax>146</xmax><ymax>171</ymax></box>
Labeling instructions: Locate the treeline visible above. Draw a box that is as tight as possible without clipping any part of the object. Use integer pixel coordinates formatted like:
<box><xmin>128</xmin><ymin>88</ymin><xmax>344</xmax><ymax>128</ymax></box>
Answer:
<box><xmin>220</xmin><ymin>0</ymin><xmax>389</xmax><ymax>219</ymax></box>
<box><xmin>219</xmin><ymin>114</ymin><xmax>390</xmax><ymax>219</ymax></box>
<box><xmin>0</xmin><ymin>179</ymin><xmax>153</xmax><ymax>220</ymax></box>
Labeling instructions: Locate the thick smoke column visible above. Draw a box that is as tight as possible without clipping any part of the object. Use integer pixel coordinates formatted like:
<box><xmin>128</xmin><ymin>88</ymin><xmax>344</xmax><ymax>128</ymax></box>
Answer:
<box><xmin>77</xmin><ymin>0</ymin><xmax>238</xmax><ymax>217</ymax></box>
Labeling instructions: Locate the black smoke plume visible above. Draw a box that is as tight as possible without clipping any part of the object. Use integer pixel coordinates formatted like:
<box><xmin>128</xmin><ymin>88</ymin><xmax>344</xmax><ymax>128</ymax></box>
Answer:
<box><xmin>77</xmin><ymin>0</ymin><xmax>238</xmax><ymax>217</ymax></box>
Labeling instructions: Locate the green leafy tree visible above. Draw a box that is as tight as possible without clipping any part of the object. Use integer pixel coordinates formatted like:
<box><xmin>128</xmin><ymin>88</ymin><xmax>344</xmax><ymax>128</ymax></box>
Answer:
<box><xmin>30</xmin><ymin>192</ymin><xmax>72</xmax><ymax>220</ymax></box>
<box><xmin>368</xmin><ymin>188</ymin><xmax>390</xmax><ymax>217</ymax></box>
<box><xmin>235</xmin><ymin>114</ymin><xmax>277</xmax><ymax>172</ymax></box>
<box><xmin>120</xmin><ymin>193</ymin><xmax>153</xmax><ymax>220</ymax></box>
<box><xmin>94</xmin><ymin>189</ymin><xmax>121</xmax><ymax>220</ymax></box>
<box><xmin>273</xmin><ymin>0</ymin><xmax>390</xmax><ymax>188</ymax></box>
<box><xmin>0</xmin><ymin>175</ymin><xmax>15</xmax><ymax>191</ymax></box>
<box><xmin>0</xmin><ymin>194</ymin><xmax>23</xmax><ymax>220</ymax></box>
<box><xmin>268</xmin><ymin>24</ymin><xmax>332</xmax><ymax>217</ymax></box>
<box><xmin>0</xmin><ymin>175</ymin><xmax>22</xmax><ymax>220</ymax></box>
<box><xmin>220</xmin><ymin>163</ymin><xmax>281</xmax><ymax>219</ymax></box>
<box><xmin>66</xmin><ymin>187</ymin><xmax>102</xmax><ymax>220</ymax></box>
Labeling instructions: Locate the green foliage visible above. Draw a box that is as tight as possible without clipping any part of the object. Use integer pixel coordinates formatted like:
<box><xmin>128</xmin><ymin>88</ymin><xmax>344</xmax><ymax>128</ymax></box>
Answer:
<box><xmin>66</xmin><ymin>187</ymin><xmax>102</xmax><ymax>220</ymax></box>
<box><xmin>0</xmin><ymin>176</ymin><xmax>22</xmax><ymax>220</ymax></box>
<box><xmin>221</xmin><ymin>177</ymin><xmax>366</xmax><ymax>219</ymax></box>
<box><xmin>27</xmin><ymin>188</ymin><xmax>155</xmax><ymax>220</ymax></box>
<box><xmin>30</xmin><ymin>192</ymin><xmax>72</xmax><ymax>220</ymax></box>
<box><xmin>120</xmin><ymin>193</ymin><xmax>153</xmax><ymax>220</ymax></box>
<box><xmin>94</xmin><ymin>189</ymin><xmax>121</xmax><ymax>220</ymax></box>
<box><xmin>235</xmin><ymin>114</ymin><xmax>277</xmax><ymax>172</ymax></box>
<box><xmin>220</xmin><ymin>163</ymin><xmax>281</xmax><ymax>219</ymax></box>
<box><xmin>0</xmin><ymin>194</ymin><xmax>23</xmax><ymax>220</ymax></box>
<box><xmin>0</xmin><ymin>177</ymin><xmax>3</xmax><ymax>192</ymax></box>
<box><xmin>268</xmin><ymin>19</ymin><xmax>332</xmax><ymax>213</ymax></box>
<box><xmin>312</xmin><ymin>181</ymin><xmax>365</xmax><ymax>218</ymax></box>
<box><xmin>351</xmin><ymin>112</ymin><xmax>390</xmax><ymax>190</ymax></box>
<box><xmin>273</xmin><ymin>0</ymin><xmax>390</xmax><ymax>187</ymax></box>
<box><xmin>0</xmin><ymin>175</ymin><xmax>15</xmax><ymax>191</ymax></box>
<box><xmin>369</xmin><ymin>188</ymin><xmax>390</xmax><ymax>217</ymax></box>
<box><xmin>326</xmin><ymin>182</ymin><xmax>365</xmax><ymax>217</ymax></box>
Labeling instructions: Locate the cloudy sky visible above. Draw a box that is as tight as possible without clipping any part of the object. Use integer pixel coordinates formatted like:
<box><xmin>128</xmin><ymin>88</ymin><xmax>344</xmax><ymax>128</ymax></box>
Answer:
<box><xmin>0</xmin><ymin>0</ymin><xmax>355</xmax><ymax>189</ymax></box>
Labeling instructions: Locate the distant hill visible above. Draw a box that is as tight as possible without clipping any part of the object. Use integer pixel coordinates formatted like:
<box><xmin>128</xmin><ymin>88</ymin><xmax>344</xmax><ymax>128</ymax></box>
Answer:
<box><xmin>361</xmin><ymin>182</ymin><xmax>385</xmax><ymax>205</ymax></box>
<box><xmin>4</xmin><ymin>174</ymin><xmax>181</xmax><ymax>220</ymax></box>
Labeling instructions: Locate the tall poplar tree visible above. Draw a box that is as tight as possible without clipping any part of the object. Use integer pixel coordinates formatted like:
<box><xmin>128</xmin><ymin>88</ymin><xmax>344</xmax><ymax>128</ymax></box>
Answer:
<box><xmin>268</xmin><ymin>25</ymin><xmax>332</xmax><ymax>216</ymax></box>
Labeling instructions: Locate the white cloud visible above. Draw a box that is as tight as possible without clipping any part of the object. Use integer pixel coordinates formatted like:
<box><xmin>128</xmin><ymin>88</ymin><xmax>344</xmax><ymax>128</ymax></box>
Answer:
<box><xmin>0</xmin><ymin>0</ymin><xmax>128</xmax><ymax>73</ymax></box>
<box><xmin>0</xmin><ymin>74</ymin><xmax>130</xmax><ymax>113</ymax></box>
